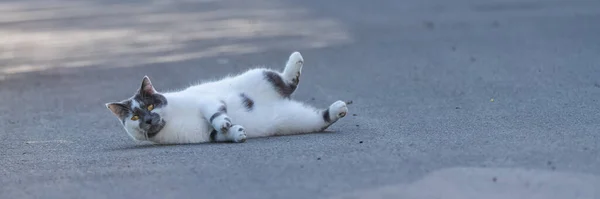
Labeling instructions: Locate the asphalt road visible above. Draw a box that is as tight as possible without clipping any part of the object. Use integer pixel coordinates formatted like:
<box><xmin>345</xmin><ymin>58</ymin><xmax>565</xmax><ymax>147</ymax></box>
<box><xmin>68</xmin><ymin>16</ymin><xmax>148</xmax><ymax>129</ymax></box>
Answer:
<box><xmin>1</xmin><ymin>0</ymin><xmax>600</xmax><ymax>198</ymax></box>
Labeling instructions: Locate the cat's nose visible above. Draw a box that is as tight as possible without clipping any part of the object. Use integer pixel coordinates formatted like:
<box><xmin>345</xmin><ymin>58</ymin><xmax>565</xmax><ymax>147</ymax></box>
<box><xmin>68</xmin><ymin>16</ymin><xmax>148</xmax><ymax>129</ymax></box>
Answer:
<box><xmin>144</xmin><ymin>118</ymin><xmax>153</xmax><ymax>125</ymax></box>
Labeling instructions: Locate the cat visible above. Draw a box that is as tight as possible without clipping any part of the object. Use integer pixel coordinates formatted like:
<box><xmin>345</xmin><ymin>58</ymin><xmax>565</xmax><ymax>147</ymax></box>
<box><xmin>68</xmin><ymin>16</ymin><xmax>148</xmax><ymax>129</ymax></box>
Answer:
<box><xmin>105</xmin><ymin>51</ymin><xmax>349</xmax><ymax>144</ymax></box>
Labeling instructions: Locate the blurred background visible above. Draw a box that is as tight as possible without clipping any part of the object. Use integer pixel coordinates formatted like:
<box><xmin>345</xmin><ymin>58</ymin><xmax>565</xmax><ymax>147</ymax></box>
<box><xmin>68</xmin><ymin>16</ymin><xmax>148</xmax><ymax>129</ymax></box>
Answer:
<box><xmin>1</xmin><ymin>0</ymin><xmax>600</xmax><ymax>198</ymax></box>
<box><xmin>0</xmin><ymin>0</ymin><xmax>352</xmax><ymax>77</ymax></box>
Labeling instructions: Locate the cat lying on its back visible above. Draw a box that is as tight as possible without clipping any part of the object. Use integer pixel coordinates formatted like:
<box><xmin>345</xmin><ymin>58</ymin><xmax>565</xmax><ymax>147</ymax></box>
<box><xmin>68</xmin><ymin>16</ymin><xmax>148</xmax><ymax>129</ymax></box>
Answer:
<box><xmin>105</xmin><ymin>51</ymin><xmax>349</xmax><ymax>144</ymax></box>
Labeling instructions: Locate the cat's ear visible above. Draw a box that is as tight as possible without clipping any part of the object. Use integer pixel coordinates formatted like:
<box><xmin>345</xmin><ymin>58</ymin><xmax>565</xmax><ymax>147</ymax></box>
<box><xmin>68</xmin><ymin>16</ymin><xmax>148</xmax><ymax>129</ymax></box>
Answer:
<box><xmin>105</xmin><ymin>102</ymin><xmax>129</xmax><ymax>118</ymax></box>
<box><xmin>139</xmin><ymin>76</ymin><xmax>157</xmax><ymax>96</ymax></box>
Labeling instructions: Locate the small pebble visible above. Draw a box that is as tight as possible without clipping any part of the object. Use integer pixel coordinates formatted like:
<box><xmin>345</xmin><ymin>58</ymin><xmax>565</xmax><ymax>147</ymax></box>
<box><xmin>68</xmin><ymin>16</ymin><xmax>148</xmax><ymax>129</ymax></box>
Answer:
<box><xmin>356</xmin><ymin>124</ymin><xmax>360</xmax><ymax>127</ymax></box>
<box><xmin>359</xmin><ymin>141</ymin><xmax>363</xmax><ymax>144</ymax></box>
<box><xmin>352</xmin><ymin>114</ymin><xmax>357</xmax><ymax>116</ymax></box>
<box><xmin>317</xmin><ymin>157</ymin><xmax>321</xmax><ymax>160</ymax></box>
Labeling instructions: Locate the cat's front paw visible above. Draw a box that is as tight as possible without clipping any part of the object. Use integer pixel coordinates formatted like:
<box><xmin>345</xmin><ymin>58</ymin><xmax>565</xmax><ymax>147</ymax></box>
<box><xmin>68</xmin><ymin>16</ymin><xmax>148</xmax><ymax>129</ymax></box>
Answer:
<box><xmin>229</xmin><ymin>125</ymin><xmax>247</xmax><ymax>143</ymax></box>
<box><xmin>217</xmin><ymin>118</ymin><xmax>232</xmax><ymax>132</ymax></box>
<box><xmin>329</xmin><ymin>100</ymin><xmax>348</xmax><ymax>120</ymax></box>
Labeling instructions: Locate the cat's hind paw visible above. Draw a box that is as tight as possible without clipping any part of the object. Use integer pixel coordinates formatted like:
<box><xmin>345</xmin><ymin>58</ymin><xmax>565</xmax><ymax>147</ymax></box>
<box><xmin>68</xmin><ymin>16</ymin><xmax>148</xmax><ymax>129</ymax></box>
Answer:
<box><xmin>329</xmin><ymin>100</ymin><xmax>348</xmax><ymax>121</ymax></box>
<box><xmin>283</xmin><ymin>51</ymin><xmax>303</xmax><ymax>83</ymax></box>
<box><xmin>229</xmin><ymin>125</ymin><xmax>247</xmax><ymax>143</ymax></box>
<box><xmin>288</xmin><ymin>51</ymin><xmax>304</xmax><ymax>68</ymax></box>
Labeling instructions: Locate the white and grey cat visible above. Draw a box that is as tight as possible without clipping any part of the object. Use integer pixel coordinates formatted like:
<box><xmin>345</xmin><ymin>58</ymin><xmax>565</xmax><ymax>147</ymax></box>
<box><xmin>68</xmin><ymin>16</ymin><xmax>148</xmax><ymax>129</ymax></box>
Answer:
<box><xmin>105</xmin><ymin>51</ymin><xmax>349</xmax><ymax>144</ymax></box>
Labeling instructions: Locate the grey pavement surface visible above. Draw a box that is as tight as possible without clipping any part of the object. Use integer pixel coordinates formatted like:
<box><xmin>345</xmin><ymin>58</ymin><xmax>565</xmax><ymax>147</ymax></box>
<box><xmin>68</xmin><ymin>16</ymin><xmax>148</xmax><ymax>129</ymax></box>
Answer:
<box><xmin>1</xmin><ymin>0</ymin><xmax>600</xmax><ymax>198</ymax></box>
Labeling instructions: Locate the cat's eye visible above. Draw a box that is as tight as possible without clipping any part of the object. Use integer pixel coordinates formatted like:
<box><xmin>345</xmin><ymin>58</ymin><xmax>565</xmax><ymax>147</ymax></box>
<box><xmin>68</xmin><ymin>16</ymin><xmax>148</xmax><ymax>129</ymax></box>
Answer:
<box><xmin>147</xmin><ymin>104</ymin><xmax>154</xmax><ymax>111</ymax></box>
<box><xmin>131</xmin><ymin>115</ymin><xmax>139</xmax><ymax>121</ymax></box>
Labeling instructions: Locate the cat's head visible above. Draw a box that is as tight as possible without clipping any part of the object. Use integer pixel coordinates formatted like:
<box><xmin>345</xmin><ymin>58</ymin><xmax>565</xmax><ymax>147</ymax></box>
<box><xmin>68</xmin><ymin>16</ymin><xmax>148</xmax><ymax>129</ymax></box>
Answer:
<box><xmin>105</xmin><ymin>76</ymin><xmax>168</xmax><ymax>141</ymax></box>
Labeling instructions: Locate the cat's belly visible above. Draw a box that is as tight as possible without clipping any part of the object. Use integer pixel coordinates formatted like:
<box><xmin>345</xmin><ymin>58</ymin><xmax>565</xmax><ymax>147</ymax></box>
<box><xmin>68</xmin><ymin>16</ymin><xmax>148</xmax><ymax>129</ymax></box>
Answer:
<box><xmin>225</xmin><ymin>101</ymin><xmax>280</xmax><ymax>138</ymax></box>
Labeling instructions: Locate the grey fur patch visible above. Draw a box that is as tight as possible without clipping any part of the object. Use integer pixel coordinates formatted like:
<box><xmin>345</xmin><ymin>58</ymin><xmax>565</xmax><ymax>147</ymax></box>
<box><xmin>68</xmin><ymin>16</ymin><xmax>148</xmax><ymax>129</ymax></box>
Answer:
<box><xmin>128</xmin><ymin>100</ymin><xmax>166</xmax><ymax>138</ymax></box>
<box><xmin>131</xmin><ymin>76</ymin><xmax>168</xmax><ymax>137</ymax></box>
<box><xmin>240</xmin><ymin>93</ymin><xmax>254</xmax><ymax>111</ymax></box>
<box><xmin>264</xmin><ymin>71</ymin><xmax>296</xmax><ymax>98</ymax></box>
<box><xmin>218</xmin><ymin>104</ymin><xmax>227</xmax><ymax>113</ymax></box>
<box><xmin>131</xmin><ymin>86</ymin><xmax>168</xmax><ymax>136</ymax></box>
<box><xmin>291</xmin><ymin>71</ymin><xmax>300</xmax><ymax>85</ymax></box>
<box><xmin>134</xmin><ymin>76</ymin><xmax>168</xmax><ymax>109</ymax></box>
<box><xmin>146</xmin><ymin>119</ymin><xmax>166</xmax><ymax>138</ymax></box>
<box><xmin>323</xmin><ymin>109</ymin><xmax>331</xmax><ymax>123</ymax></box>
<box><xmin>209</xmin><ymin>103</ymin><xmax>228</xmax><ymax>124</ymax></box>
<box><xmin>133</xmin><ymin>93</ymin><xmax>167</xmax><ymax>110</ymax></box>
<box><xmin>210</xmin><ymin>129</ymin><xmax>218</xmax><ymax>142</ymax></box>
<box><xmin>106</xmin><ymin>100</ymin><xmax>133</xmax><ymax>124</ymax></box>
<box><xmin>209</xmin><ymin>112</ymin><xmax>224</xmax><ymax>124</ymax></box>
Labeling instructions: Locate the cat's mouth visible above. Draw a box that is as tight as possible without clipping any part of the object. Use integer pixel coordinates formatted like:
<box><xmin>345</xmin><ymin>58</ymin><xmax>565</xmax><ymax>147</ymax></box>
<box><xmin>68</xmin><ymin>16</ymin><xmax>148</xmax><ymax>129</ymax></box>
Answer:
<box><xmin>145</xmin><ymin>119</ymin><xmax>166</xmax><ymax>138</ymax></box>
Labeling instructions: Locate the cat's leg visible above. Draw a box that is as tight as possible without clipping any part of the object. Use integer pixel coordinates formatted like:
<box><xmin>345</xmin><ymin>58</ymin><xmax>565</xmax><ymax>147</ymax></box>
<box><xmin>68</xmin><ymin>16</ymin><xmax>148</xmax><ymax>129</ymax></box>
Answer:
<box><xmin>263</xmin><ymin>52</ymin><xmax>304</xmax><ymax>98</ymax></box>
<box><xmin>272</xmin><ymin>100</ymin><xmax>349</xmax><ymax>135</ymax></box>
<box><xmin>209</xmin><ymin>125</ymin><xmax>247</xmax><ymax>143</ymax></box>
<box><xmin>282</xmin><ymin>51</ymin><xmax>304</xmax><ymax>89</ymax></box>
<box><xmin>200</xmin><ymin>100</ymin><xmax>247</xmax><ymax>143</ymax></box>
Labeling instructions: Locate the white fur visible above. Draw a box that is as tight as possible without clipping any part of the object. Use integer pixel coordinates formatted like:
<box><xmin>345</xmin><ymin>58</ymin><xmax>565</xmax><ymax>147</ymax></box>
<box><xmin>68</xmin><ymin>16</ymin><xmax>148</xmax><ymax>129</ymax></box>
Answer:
<box><xmin>114</xmin><ymin>52</ymin><xmax>349</xmax><ymax>144</ymax></box>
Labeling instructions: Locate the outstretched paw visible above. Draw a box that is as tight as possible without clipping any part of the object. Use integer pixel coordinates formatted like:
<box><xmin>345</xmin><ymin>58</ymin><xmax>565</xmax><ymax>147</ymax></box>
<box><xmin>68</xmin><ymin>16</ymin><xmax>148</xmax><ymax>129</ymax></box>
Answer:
<box><xmin>328</xmin><ymin>100</ymin><xmax>348</xmax><ymax>121</ymax></box>
<box><xmin>283</xmin><ymin>51</ymin><xmax>304</xmax><ymax>83</ymax></box>
<box><xmin>229</xmin><ymin>125</ymin><xmax>247</xmax><ymax>143</ymax></box>
<box><xmin>288</xmin><ymin>51</ymin><xmax>304</xmax><ymax>68</ymax></box>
